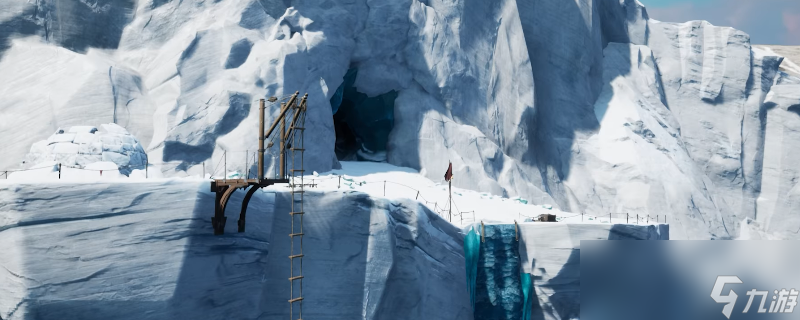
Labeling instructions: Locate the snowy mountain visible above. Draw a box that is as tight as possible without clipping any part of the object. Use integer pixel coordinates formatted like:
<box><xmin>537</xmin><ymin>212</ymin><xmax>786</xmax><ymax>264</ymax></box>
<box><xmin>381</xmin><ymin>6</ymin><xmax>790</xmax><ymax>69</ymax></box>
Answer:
<box><xmin>0</xmin><ymin>0</ymin><xmax>799</xmax><ymax>239</ymax></box>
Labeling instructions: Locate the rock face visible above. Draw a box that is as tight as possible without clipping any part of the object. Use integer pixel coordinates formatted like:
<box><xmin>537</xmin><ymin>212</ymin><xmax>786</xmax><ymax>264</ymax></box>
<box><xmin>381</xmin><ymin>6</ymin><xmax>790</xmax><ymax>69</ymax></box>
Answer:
<box><xmin>0</xmin><ymin>0</ymin><xmax>798</xmax><ymax>239</ymax></box>
<box><xmin>0</xmin><ymin>182</ymin><xmax>471</xmax><ymax>320</ymax></box>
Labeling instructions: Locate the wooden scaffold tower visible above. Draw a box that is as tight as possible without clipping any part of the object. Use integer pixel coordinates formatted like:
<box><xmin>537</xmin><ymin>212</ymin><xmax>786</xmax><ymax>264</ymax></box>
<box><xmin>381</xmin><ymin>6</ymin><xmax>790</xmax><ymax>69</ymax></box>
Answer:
<box><xmin>208</xmin><ymin>91</ymin><xmax>308</xmax><ymax>319</ymax></box>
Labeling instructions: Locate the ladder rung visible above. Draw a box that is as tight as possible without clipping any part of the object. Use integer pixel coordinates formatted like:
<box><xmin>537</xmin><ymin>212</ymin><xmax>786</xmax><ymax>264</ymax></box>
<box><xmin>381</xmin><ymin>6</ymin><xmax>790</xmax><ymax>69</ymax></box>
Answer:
<box><xmin>289</xmin><ymin>297</ymin><xmax>303</xmax><ymax>303</ymax></box>
<box><xmin>290</xmin><ymin>211</ymin><xmax>305</xmax><ymax>215</ymax></box>
<box><xmin>289</xmin><ymin>233</ymin><xmax>305</xmax><ymax>237</ymax></box>
<box><xmin>290</xmin><ymin>148</ymin><xmax>305</xmax><ymax>151</ymax></box>
<box><xmin>289</xmin><ymin>275</ymin><xmax>304</xmax><ymax>281</ymax></box>
<box><xmin>289</xmin><ymin>254</ymin><xmax>304</xmax><ymax>259</ymax></box>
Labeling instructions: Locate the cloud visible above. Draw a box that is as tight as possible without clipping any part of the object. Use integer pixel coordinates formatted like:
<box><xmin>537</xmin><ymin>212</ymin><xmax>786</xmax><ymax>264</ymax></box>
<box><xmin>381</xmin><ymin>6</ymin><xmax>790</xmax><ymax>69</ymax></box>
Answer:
<box><xmin>642</xmin><ymin>0</ymin><xmax>800</xmax><ymax>45</ymax></box>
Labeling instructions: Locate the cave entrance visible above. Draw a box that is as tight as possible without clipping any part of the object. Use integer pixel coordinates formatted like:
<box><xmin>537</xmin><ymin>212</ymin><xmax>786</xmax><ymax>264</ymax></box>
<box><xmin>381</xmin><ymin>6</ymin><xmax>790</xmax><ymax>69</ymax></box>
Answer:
<box><xmin>330</xmin><ymin>68</ymin><xmax>397</xmax><ymax>162</ymax></box>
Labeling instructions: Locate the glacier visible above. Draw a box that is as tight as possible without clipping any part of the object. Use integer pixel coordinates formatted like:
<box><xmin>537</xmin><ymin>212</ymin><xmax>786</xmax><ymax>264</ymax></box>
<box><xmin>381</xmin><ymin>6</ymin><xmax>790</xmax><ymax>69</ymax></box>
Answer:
<box><xmin>0</xmin><ymin>0</ymin><xmax>799</xmax><ymax>318</ymax></box>
<box><xmin>1</xmin><ymin>0</ymin><xmax>798</xmax><ymax>240</ymax></box>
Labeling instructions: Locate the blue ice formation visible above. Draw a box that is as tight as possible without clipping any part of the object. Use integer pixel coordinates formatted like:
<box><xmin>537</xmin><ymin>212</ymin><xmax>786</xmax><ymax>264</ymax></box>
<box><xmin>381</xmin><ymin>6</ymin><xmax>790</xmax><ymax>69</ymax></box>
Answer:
<box><xmin>465</xmin><ymin>224</ymin><xmax>533</xmax><ymax>320</ymax></box>
<box><xmin>464</xmin><ymin>226</ymin><xmax>481</xmax><ymax>309</ymax></box>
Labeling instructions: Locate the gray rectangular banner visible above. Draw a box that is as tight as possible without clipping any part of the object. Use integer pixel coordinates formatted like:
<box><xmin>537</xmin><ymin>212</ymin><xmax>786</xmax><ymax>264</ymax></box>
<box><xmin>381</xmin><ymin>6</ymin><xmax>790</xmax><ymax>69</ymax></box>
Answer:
<box><xmin>581</xmin><ymin>241</ymin><xmax>800</xmax><ymax>320</ymax></box>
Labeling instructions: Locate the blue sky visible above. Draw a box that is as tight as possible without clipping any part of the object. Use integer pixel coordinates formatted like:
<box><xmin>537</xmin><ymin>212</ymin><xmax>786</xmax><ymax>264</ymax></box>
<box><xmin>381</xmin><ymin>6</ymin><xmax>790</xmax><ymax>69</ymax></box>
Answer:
<box><xmin>640</xmin><ymin>0</ymin><xmax>800</xmax><ymax>45</ymax></box>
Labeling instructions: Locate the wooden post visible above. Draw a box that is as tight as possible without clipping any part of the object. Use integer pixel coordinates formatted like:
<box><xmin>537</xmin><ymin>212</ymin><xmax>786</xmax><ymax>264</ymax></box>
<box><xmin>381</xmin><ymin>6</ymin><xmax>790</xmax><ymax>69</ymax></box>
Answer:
<box><xmin>258</xmin><ymin>98</ymin><xmax>265</xmax><ymax>180</ymax></box>
<box><xmin>415</xmin><ymin>191</ymin><xmax>419</xmax><ymax>199</ymax></box>
<box><xmin>279</xmin><ymin>102</ymin><xmax>286</xmax><ymax>179</ymax></box>
<box><xmin>448</xmin><ymin>179</ymin><xmax>452</xmax><ymax>223</ymax></box>
<box><xmin>338</xmin><ymin>175</ymin><xmax>341</xmax><ymax>189</ymax></box>
<box><xmin>636</xmin><ymin>214</ymin><xmax>639</xmax><ymax>224</ymax></box>
<box><xmin>58</xmin><ymin>163</ymin><xmax>61</xmax><ymax>179</ymax></box>
<box><xmin>627</xmin><ymin>213</ymin><xmax>628</xmax><ymax>224</ymax></box>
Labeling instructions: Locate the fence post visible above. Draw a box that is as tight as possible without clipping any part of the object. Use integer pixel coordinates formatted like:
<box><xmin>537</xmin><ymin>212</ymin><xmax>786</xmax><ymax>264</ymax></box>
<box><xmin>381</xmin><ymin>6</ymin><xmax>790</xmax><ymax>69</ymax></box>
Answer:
<box><xmin>338</xmin><ymin>175</ymin><xmax>341</xmax><ymax>189</ymax></box>
<box><xmin>647</xmin><ymin>215</ymin><xmax>649</xmax><ymax>224</ymax></box>
<box><xmin>415</xmin><ymin>191</ymin><xmax>419</xmax><ymax>200</ymax></box>
<box><xmin>202</xmin><ymin>161</ymin><xmax>205</xmax><ymax>178</ymax></box>
<box><xmin>636</xmin><ymin>214</ymin><xmax>639</xmax><ymax>224</ymax></box>
<box><xmin>626</xmin><ymin>213</ymin><xmax>628</xmax><ymax>224</ymax></box>
<box><xmin>58</xmin><ymin>163</ymin><xmax>61</xmax><ymax>179</ymax></box>
<box><xmin>582</xmin><ymin>212</ymin><xmax>584</xmax><ymax>222</ymax></box>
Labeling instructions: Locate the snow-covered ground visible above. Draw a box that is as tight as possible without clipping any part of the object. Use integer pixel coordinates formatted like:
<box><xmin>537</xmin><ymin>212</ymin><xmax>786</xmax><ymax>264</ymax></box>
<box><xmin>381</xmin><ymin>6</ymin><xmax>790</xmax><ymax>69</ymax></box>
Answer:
<box><xmin>287</xmin><ymin>162</ymin><xmax>666</xmax><ymax>227</ymax></box>
<box><xmin>4</xmin><ymin>160</ymin><xmax>662</xmax><ymax>228</ymax></box>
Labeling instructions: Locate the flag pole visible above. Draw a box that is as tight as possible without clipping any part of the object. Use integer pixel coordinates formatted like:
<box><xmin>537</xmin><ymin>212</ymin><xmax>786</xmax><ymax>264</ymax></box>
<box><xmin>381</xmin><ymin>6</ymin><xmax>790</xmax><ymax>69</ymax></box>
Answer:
<box><xmin>444</xmin><ymin>161</ymin><xmax>454</xmax><ymax>223</ymax></box>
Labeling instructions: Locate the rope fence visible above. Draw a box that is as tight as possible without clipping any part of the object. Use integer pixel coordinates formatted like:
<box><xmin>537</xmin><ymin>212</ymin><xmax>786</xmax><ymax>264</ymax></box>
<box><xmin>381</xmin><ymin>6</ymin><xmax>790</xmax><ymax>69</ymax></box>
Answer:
<box><xmin>3</xmin><ymin>150</ymin><xmax>284</xmax><ymax>180</ymax></box>
<box><xmin>3</xmin><ymin>152</ymin><xmax>669</xmax><ymax>225</ymax></box>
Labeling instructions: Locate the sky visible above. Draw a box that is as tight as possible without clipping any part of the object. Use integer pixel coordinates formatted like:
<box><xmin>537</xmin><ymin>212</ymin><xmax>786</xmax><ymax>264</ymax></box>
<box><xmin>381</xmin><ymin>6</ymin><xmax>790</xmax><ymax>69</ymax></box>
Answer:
<box><xmin>641</xmin><ymin>0</ymin><xmax>800</xmax><ymax>45</ymax></box>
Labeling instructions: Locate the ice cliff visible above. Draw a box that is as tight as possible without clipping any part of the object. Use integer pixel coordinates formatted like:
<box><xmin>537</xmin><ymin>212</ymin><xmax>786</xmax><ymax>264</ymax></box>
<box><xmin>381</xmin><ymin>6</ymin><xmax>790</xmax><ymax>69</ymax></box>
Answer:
<box><xmin>0</xmin><ymin>182</ymin><xmax>471</xmax><ymax>319</ymax></box>
<box><xmin>0</xmin><ymin>180</ymin><xmax>666</xmax><ymax>320</ymax></box>
<box><xmin>0</xmin><ymin>0</ymin><xmax>799</xmax><ymax>239</ymax></box>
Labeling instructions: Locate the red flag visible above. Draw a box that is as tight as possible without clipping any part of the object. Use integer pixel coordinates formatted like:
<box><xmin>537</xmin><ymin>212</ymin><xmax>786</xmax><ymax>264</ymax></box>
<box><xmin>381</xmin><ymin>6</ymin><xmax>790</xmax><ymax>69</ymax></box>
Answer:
<box><xmin>444</xmin><ymin>162</ymin><xmax>453</xmax><ymax>181</ymax></box>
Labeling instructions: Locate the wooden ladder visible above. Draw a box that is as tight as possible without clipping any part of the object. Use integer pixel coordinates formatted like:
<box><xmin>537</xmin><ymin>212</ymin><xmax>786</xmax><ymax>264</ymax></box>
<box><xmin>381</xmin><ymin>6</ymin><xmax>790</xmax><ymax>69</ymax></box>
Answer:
<box><xmin>288</xmin><ymin>101</ymin><xmax>306</xmax><ymax>320</ymax></box>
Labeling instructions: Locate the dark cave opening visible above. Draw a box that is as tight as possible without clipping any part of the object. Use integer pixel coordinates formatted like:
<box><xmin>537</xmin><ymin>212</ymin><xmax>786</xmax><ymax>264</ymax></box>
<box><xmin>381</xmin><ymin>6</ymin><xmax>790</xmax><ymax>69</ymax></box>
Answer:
<box><xmin>330</xmin><ymin>68</ymin><xmax>397</xmax><ymax>162</ymax></box>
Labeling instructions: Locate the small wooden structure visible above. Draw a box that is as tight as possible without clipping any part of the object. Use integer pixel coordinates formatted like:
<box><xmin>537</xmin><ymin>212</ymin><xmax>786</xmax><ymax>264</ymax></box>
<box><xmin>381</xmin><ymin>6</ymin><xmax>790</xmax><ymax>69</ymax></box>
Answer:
<box><xmin>210</xmin><ymin>91</ymin><xmax>308</xmax><ymax>235</ymax></box>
